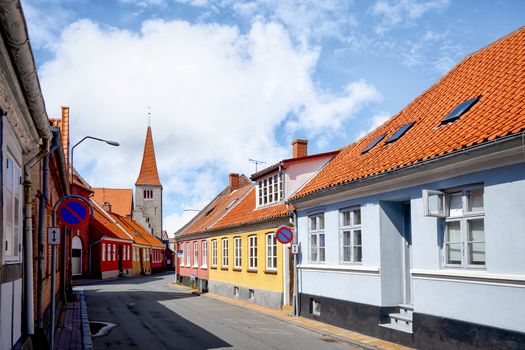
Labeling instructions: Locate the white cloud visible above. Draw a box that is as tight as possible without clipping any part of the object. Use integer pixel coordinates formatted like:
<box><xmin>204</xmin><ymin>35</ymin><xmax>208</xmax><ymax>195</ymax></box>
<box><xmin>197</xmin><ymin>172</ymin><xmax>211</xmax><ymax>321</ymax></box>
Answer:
<box><xmin>39</xmin><ymin>19</ymin><xmax>379</xmax><ymax>233</ymax></box>
<box><xmin>357</xmin><ymin>112</ymin><xmax>391</xmax><ymax>139</ymax></box>
<box><xmin>119</xmin><ymin>0</ymin><xmax>167</xmax><ymax>8</ymax></box>
<box><xmin>372</xmin><ymin>0</ymin><xmax>450</xmax><ymax>34</ymax></box>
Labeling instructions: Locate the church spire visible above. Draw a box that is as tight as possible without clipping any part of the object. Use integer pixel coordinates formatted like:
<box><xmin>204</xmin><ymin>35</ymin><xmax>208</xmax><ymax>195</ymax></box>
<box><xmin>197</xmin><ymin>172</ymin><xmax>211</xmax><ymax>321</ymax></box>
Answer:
<box><xmin>135</xmin><ymin>126</ymin><xmax>162</xmax><ymax>187</ymax></box>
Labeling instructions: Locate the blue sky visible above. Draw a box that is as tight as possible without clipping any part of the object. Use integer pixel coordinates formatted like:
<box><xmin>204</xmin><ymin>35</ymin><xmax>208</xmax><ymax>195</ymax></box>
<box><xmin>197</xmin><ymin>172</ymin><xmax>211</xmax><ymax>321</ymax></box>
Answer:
<box><xmin>22</xmin><ymin>0</ymin><xmax>525</xmax><ymax>233</ymax></box>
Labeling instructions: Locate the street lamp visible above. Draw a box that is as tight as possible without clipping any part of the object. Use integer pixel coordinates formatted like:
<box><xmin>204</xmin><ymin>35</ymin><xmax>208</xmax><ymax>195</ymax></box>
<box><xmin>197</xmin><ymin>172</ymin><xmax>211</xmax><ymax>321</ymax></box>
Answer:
<box><xmin>70</xmin><ymin>136</ymin><xmax>120</xmax><ymax>183</ymax></box>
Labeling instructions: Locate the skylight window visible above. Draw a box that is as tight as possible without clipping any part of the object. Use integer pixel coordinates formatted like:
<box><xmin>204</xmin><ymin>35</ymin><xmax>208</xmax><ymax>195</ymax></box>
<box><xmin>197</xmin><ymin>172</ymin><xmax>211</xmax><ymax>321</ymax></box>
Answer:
<box><xmin>385</xmin><ymin>122</ymin><xmax>415</xmax><ymax>144</ymax></box>
<box><xmin>441</xmin><ymin>97</ymin><xmax>480</xmax><ymax>124</ymax></box>
<box><xmin>362</xmin><ymin>134</ymin><xmax>386</xmax><ymax>154</ymax></box>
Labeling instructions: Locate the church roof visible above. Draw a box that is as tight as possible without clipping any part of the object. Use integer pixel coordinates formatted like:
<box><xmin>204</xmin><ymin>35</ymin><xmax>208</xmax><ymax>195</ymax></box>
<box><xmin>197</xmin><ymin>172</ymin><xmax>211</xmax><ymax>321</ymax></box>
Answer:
<box><xmin>136</xmin><ymin>126</ymin><xmax>162</xmax><ymax>186</ymax></box>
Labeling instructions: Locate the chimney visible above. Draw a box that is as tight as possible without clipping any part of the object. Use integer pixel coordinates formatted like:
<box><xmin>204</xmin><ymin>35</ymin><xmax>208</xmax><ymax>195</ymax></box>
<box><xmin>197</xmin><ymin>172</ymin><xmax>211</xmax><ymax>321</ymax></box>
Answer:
<box><xmin>61</xmin><ymin>106</ymin><xmax>70</xmax><ymax>167</ymax></box>
<box><xmin>229</xmin><ymin>173</ymin><xmax>240</xmax><ymax>191</ymax></box>
<box><xmin>292</xmin><ymin>139</ymin><xmax>308</xmax><ymax>158</ymax></box>
<box><xmin>102</xmin><ymin>201</ymin><xmax>112</xmax><ymax>213</ymax></box>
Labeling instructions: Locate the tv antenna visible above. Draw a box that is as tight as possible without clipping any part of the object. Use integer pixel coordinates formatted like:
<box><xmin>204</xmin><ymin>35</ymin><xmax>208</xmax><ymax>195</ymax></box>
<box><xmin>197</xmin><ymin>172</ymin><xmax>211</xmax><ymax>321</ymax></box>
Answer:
<box><xmin>249</xmin><ymin>158</ymin><xmax>266</xmax><ymax>172</ymax></box>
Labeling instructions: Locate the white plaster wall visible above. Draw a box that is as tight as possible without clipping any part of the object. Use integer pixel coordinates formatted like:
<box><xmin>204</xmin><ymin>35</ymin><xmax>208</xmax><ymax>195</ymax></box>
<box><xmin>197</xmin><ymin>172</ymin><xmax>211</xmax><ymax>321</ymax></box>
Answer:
<box><xmin>285</xmin><ymin>157</ymin><xmax>331</xmax><ymax>198</ymax></box>
<box><xmin>296</xmin><ymin>162</ymin><xmax>525</xmax><ymax>329</ymax></box>
<box><xmin>299</xmin><ymin>269</ymin><xmax>382</xmax><ymax>305</ymax></box>
<box><xmin>414</xmin><ymin>278</ymin><xmax>525</xmax><ymax>333</ymax></box>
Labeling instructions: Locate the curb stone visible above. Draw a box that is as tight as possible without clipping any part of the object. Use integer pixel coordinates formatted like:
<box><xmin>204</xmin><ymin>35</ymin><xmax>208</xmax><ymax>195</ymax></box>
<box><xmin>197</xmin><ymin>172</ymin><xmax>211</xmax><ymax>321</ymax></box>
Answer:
<box><xmin>77</xmin><ymin>290</ymin><xmax>93</xmax><ymax>350</ymax></box>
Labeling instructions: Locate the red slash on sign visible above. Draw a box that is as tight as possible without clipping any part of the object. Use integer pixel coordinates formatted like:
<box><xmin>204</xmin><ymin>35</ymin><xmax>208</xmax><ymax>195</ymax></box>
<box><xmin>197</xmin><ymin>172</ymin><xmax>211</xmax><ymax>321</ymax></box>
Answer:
<box><xmin>57</xmin><ymin>198</ymin><xmax>90</xmax><ymax>228</ymax></box>
<box><xmin>275</xmin><ymin>225</ymin><xmax>294</xmax><ymax>244</ymax></box>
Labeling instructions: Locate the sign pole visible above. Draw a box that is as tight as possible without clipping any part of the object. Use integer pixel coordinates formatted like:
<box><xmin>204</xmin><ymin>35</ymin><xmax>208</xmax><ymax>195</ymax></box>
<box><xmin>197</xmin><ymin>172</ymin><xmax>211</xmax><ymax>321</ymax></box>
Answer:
<box><xmin>49</xmin><ymin>195</ymin><xmax>93</xmax><ymax>350</ymax></box>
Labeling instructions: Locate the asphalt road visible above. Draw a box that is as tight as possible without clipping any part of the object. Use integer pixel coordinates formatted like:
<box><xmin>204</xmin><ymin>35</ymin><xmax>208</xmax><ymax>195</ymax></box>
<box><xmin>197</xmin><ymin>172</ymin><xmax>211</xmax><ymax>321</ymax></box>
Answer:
<box><xmin>80</xmin><ymin>273</ymin><xmax>364</xmax><ymax>350</ymax></box>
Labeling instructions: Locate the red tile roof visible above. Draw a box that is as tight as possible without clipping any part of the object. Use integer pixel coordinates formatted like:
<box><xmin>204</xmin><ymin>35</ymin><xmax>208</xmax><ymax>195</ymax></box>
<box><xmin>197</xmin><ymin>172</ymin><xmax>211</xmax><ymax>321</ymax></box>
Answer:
<box><xmin>90</xmin><ymin>199</ymin><xmax>133</xmax><ymax>241</ymax></box>
<box><xmin>176</xmin><ymin>175</ymin><xmax>253</xmax><ymax>237</ymax></box>
<box><xmin>111</xmin><ymin>213</ymin><xmax>164</xmax><ymax>247</ymax></box>
<box><xmin>213</xmin><ymin>188</ymin><xmax>290</xmax><ymax>230</ymax></box>
<box><xmin>92</xmin><ymin>188</ymin><xmax>133</xmax><ymax>217</ymax></box>
<box><xmin>293</xmin><ymin>26</ymin><xmax>525</xmax><ymax>200</ymax></box>
<box><xmin>136</xmin><ymin>126</ymin><xmax>162</xmax><ymax>186</ymax></box>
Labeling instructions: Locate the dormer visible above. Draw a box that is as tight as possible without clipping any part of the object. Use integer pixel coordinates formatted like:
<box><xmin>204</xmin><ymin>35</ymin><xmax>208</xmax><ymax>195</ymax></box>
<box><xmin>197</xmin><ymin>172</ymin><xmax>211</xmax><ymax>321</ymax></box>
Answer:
<box><xmin>256</xmin><ymin>171</ymin><xmax>284</xmax><ymax>207</ymax></box>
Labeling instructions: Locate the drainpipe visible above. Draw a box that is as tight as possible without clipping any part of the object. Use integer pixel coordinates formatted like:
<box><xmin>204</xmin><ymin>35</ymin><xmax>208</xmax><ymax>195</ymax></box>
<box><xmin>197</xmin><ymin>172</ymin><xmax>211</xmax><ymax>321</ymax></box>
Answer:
<box><xmin>292</xmin><ymin>210</ymin><xmax>299</xmax><ymax>317</ymax></box>
<box><xmin>36</xmin><ymin>135</ymin><xmax>60</xmax><ymax>330</ymax></box>
<box><xmin>23</xmin><ymin>144</ymin><xmax>49</xmax><ymax>335</ymax></box>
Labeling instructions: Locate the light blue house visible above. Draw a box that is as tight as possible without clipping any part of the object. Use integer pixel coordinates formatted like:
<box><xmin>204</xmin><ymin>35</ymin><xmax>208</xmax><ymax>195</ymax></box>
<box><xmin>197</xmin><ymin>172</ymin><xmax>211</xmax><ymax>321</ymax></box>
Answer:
<box><xmin>290</xmin><ymin>27</ymin><xmax>525</xmax><ymax>349</ymax></box>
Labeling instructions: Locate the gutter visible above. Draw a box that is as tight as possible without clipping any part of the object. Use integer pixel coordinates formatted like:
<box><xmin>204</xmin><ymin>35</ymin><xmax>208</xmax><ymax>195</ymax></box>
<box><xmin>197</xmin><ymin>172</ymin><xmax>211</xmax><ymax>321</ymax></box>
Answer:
<box><xmin>0</xmin><ymin>0</ymin><xmax>52</xmax><ymax>140</ymax></box>
<box><xmin>291</xmin><ymin>133</ymin><xmax>525</xmax><ymax>205</ymax></box>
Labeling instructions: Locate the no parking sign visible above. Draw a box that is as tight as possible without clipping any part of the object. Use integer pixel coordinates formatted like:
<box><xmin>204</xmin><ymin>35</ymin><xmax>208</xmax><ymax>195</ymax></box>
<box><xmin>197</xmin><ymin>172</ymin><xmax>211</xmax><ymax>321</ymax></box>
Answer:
<box><xmin>275</xmin><ymin>225</ymin><xmax>294</xmax><ymax>244</ymax></box>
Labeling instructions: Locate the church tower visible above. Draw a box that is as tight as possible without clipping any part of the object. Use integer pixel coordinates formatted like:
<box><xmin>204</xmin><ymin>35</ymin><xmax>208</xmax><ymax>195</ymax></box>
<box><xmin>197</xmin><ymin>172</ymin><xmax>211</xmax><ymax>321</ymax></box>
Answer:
<box><xmin>133</xmin><ymin>126</ymin><xmax>163</xmax><ymax>238</ymax></box>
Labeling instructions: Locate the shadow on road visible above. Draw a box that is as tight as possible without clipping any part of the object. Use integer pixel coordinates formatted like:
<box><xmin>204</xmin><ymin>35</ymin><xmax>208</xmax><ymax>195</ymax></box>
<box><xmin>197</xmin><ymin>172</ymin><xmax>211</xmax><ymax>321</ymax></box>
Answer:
<box><xmin>84</xmin><ymin>282</ymin><xmax>232</xmax><ymax>350</ymax></box>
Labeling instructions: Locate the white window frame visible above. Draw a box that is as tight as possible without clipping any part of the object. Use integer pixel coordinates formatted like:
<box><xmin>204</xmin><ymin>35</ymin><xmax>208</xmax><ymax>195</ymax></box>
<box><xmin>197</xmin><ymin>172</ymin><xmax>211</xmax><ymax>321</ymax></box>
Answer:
<box><xmin>257</xmin><ymin>173</ymin><xmax>284</xmax><ymax>207</ymax></box>
<box><xmin>266</xmin><ymin>233</ymin><xmax>277</xmax><ymax>270</ymax></box>
<box><xmin>248</xmin><ymin>235</ymin><xmax>257</xmax><ymax>270</ymax></box>
<box><xmin>186</xmin><ymin>242</ymin><xmax>191</xmax><ymax>266</ymax></box>
<box><xmin>107</xmin><ymin>243</ymin><xmax>111</xmax><ymax>261</ymax></box>
<box><xmin>340</xmin><ymin>207</ymin><xmax>362</xmax><ymax>264</ymax></box>
<box><xmin>234</xmin><ymin>237</ymin><xmax>242</xmax><ymax>269</ymax></box>
<box><xmin>211</xmin><ymin>240</ymin><xmax>217</xmax><ymax>267</ymax></box>
<box><xmin>112</xmin><ymin>244</ymin><xmax>116</xmax><ymax>261</ymax></box>
<box><xmin>3</xmin><ymin>153</ymin><xmax>22</xmax><ymax>263</ymax></box>
<box><xmin>102</xmin><ymin>243</ymin><xmax>106</xmax><ymax>262</ymax></box>
<box><xmin>442</xmin><ymin>186</ymin><xmax>485</xmax><ymax>269</ymax></box>
<box><xmin>201</xmin><ymin>240</ymin><xmax>208</xmax><ymax>268</ymax></box>
<box><xmin>308</xmin><ymin>213</ymin><xmax>325</xmax><ymax>263</ymax></box>
<box><xmin>222</xmin><ymin>238</ymin><xmax>229</xmax><ymax>268</ymax></box>
<box><xmin>193</xmin><ymin>241</ymin><xmax>199</xmax><ymax>267</ymax></box>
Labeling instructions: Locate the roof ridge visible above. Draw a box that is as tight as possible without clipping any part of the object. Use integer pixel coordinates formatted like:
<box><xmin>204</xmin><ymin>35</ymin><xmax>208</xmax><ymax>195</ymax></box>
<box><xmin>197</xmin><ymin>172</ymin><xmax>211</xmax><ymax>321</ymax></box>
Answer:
<box><xmin>90</xmin><ymin>198</ymin><xmax>134</xmax><ymax>241</ymax></box>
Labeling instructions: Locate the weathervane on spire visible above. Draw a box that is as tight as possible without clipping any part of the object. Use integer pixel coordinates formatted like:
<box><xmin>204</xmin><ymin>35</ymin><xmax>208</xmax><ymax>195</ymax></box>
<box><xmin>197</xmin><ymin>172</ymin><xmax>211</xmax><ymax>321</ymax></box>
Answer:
<box><xmin>147</xmin><ymin>105</ymin><xmax>151</xmax><ymax>127</ymax></box>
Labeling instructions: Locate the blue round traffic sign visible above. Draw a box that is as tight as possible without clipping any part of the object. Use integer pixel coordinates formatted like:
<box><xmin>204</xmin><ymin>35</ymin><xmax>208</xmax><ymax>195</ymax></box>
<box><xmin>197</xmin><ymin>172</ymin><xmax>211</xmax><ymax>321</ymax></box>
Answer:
<box><xmin>57</xmin><ymin>198</ymin><xmax>90</xmax><ymax>227</ymax></box>
<box><xmin>275</xmin><ymin>225</ymin><xmax>294</xmax><ymax>244</ymax></box>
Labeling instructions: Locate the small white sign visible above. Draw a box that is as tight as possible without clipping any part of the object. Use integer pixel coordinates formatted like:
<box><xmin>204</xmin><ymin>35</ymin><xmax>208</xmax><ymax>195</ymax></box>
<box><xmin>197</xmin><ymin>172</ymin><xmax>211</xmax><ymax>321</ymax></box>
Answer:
<box><xmin>48</xmin><ymin>227</ymin><xmax>61</xmax><ymax>245</ymax></box>
<box><xmin>291</xmin><ymin>243</ymin><xmax>299</xmax><ymax>255</ymax></box>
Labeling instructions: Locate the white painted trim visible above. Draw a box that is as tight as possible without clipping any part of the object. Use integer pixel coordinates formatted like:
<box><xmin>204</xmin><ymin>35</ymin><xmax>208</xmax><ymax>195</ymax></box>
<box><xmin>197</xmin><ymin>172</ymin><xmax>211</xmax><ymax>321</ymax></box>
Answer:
<box><xmin>101</xmin><ymin>236</ymin><xmax>133</xmax><ymax>244</ymax></box>
<box><xmin>298</xmin><ymin>264</ymin><xmax>380</xmax><ymax>275</ymax></box>
<box><xmin>411</xmin><ymin>269</ymin><xmax>525</xmax><ymax>288</ymax></box>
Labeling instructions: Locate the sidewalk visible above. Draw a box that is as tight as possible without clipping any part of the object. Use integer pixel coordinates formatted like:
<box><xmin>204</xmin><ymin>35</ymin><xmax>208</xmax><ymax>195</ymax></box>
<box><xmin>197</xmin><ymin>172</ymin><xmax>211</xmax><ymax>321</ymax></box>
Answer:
<box><xmin>55</xmin><ymin>291</ymin><xmax>93</xmax><ymax>350</ymax></box>
<box><xmin>170</xmin><ymin>283</ymin><xmax>411</xmax><ymax>350</ymax></box>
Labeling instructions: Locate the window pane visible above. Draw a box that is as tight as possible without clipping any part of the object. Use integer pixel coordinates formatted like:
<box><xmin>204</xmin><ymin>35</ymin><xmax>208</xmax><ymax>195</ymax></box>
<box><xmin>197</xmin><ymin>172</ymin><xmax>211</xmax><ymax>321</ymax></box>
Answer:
<box><xmin>447</xmin><ymin>243</ymin><xmax>462</xmax><ymax>264</ymax></box>
<box><xmin>342</xmin><ymin>231</ymin><xmax>351</xmax><ymax>246</ymax></box>
<box><xmin>469</xmin><ymin>242</ymin><xmax>485</xmax><ymax>265</ymax></box>
<box><xmin>342</xmin><ymin>212</ymin><xmax>350</xmax><ymax>226</ymax></box>
<box><xmin>354</xmin><ymin>230</ymin><xmax>362</xmax><ymax>245</ymax></box>
<box><xmin>310</xmin><ymin>235</ymin><xmax>317</xmax><ymax>261</ymax></box>
<box><xmin>319</xmin><ymin>247</ymin><xmax>325</xmax><ymax>262</ymax></box>
<box><xmin>468</xmin><ymin>220</ymin><xmax>484</xmax><ymax>241</ymax></box>
<box><xmin>446</xmin><ymin>221</ymin><xmax>461</xmax><ymax>242</ymax></box>
<box><xmin>468</xmin><ymin>189</ymin><xmax>484</xmax><ymax>212</ymax></box>
<box><xmin>318</xmin><ymin>215</ymin><xmax>325</xmax><ymax>230</ymax></box>
<box><xmin>353</xmin><ymin>209</ymin><xmax>361</xmax><ymax>225</ymax></box>
<box><xmin>309</xmin><ymin>217</ymin><xmax>317</xmax><ymax>231</ymax></box>
<box><xmin>448</xmin><ymin>193</ymin><xmax>463</xmax><ymax>217</ymax></box>
<box><xmin>319</xmin><ymin>233</ymin><xmax>325</xmax><ymax>248</ymax></box>
<box><xmin>343</xmin><ymin>247</ymin><xmax>351</xmax><ymax>262</ymax></box>
<box><xmin>354</xmin><ymin>246</ymin><xmax>362</xmax><ymax>262</ymax></box>
<box><xmin>427</xmin><ymin>192</ymin><xmax>444</xmax><ymax>214</ymax></box>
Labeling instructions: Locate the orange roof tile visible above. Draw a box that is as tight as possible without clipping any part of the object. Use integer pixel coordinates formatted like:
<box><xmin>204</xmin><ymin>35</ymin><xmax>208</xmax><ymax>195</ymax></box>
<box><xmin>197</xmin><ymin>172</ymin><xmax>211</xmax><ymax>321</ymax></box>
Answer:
<box><xmin>176</xmin><ymin>175</ymin><xmax>254</xmax><ymax>237</ymax></box>
<box><xmin>112</xmin><ymin>213</ymin><xmax>151</xmax><ymax>246</ymax></box>
<box><xmin>213</xmin><ymin>188</ymin><xmax>291</xmax><ymax>230</ymax></box>
<box><xmin>90</xmin><ymin>199</ymin><xmax>133</xmax><ymax>241</ymax></box>
<box><xmin>111</xmin><ymin>213</ymin><xmax>164</xmax><ymax>247</ymax></box>
<box><xmin>92</xmin><ymin>188</ymin><xmax>133</xmax><ymax>217</ymax></box>
<box><xmin>136</xmin><ymin>127</ymin><xmax>162</xmax><ymax>186</ymax></box>
<box><xmin>293</xmin><ymin>26</ymin><xmax>525</xmax><ymax>201</ymax></box>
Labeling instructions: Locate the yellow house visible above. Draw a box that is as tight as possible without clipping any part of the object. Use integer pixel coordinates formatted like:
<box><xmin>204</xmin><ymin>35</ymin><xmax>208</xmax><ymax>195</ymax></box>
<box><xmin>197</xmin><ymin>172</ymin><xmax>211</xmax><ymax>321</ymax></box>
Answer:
<box><xmin>208</xmin><ymin>188</ymin><xmax>293</xmax><ymax>310</ymax></box>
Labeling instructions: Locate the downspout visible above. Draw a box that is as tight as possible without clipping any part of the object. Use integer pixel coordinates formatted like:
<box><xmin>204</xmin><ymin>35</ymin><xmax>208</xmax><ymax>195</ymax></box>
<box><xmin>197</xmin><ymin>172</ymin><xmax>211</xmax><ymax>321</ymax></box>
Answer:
<box><xmin>23</xmin><ymin>143</ymin><xmax>49</xmax><ymax>335</ymax></box>
<box><xmin>292</xmin><ymin>210</ymin><xmax>299</xmax><ymax>316</ymax></box>
<box><xmin>36</xmin><ymin>135</ymin><xmax>60</xmax><ymax>330</ymax></box>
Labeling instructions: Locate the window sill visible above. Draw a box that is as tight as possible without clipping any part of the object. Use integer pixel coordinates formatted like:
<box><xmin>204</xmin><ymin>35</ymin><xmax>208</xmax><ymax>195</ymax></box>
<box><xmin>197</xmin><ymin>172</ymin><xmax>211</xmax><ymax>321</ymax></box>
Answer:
<box><xmin>298</xmin><ymin>264</ymin><xmax>380</xmax><ymax>275</ymax></box>
<box><xmin>200</xmin><ymin>266</ymin><xmax>208</xmax><ymax>270</ymax></box>
<box><xmin>221</xmin><ymin>267</ymin><xmax>229</xmax><ymax>271</ymax></box>
<box><xmin>233</xmin><ymin>267</ymin><xmax>242</xmax><ymax>272</ymax></box>
<box><xmin>210</xmin><ymin>266</ymin><xmax>217</xmax><ymax>270</ymax></box>
<box><xmin>411</xmin><ymin>269</ymin><xmax>525</xmax><ymax>287</ymax></box>
<box><xmin>247</xmin><ymin>268</ymin><xmax>258</xmax><ymax>273</ymax></box>
<box><xmin>192</xmin><ymin>265</ymin><xmax>199</xmax><ymax>268</ymax></box>
<box><xmin>264</xmin><ymin>269</ymin><xmax>277</xmax><ymax>275</ymax></box>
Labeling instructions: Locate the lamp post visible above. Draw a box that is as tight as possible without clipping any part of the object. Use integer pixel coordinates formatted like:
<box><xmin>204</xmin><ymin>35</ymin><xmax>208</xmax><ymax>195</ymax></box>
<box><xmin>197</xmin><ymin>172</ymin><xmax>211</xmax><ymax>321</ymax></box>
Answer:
<box><xmin>70</xmin><ymin>136</ymin><xmax>120</xmax><ymax>183</ymax></box>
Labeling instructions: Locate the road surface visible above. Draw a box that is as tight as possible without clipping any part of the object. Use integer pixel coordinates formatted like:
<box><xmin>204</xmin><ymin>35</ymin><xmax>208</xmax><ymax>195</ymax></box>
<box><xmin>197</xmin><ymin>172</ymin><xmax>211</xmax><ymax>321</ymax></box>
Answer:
<box><xmin>81</xmin><ymin>273</ymin><xmax>365</xmax><ymax>350</ymax></box>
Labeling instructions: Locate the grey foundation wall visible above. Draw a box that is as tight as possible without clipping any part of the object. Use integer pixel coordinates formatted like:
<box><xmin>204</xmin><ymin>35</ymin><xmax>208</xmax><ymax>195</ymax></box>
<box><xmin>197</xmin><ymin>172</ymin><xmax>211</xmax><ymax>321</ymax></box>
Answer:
<box><xmin>209</xmin><ymin>280</ymin><xmax>283</xmax><ymax>310</ymax></box>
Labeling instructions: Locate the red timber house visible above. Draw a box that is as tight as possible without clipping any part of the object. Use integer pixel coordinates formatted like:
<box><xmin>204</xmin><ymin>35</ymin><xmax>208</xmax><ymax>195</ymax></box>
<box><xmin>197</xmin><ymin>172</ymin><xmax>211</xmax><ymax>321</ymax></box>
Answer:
<box><xmin>174</xmin><ymin>174</ymin><xmax>253</xmax><ymax>291</ymax></box>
